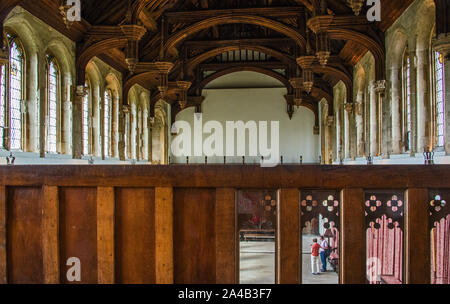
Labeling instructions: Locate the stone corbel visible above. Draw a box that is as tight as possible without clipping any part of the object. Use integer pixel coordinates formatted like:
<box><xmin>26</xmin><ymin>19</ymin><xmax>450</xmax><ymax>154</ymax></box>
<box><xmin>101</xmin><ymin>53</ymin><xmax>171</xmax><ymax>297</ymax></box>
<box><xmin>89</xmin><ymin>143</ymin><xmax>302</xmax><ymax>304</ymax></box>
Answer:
<box><xmin>0</xmin><ymin>47</ymin><xmax>8</xmax><ymax>66</ymax></box>
<box><xmin>313</xmin><ymin>125</ymin><xmax>320</xmax><ymax>135</ymax></box>
<box><xmin>433</xmin><ymin>33</ymin><xmax>450</xmax><ymax>57</ymax></box>
<box><xmin>374</xmin><ymin>80</ymin><xmax>386</xmax><ymax>98</ymax></box>
<box><xmin>344</xmin><ymin>103</ymin><xmax>354</xmax><ymax>114</ymax></box>
<box><xmin>326</xmin><ymin>116</ymin><xmax>334</xmax><ymax>127</ymax></box>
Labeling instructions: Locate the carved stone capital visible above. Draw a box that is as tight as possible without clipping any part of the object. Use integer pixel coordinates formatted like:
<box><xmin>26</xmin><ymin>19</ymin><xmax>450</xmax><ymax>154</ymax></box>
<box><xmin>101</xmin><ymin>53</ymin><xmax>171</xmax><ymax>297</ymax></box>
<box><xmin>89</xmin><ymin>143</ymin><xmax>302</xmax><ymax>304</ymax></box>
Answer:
<box><xmin>326</xmin><ymin>116</ymin><xmax>334</xmax><ymax>127</ymax></box>
<box><xmin>344</xmin><ymin>103</ymin><xmax>354</xmax><ymax>114</ymax></box>
<box><xmin>374</xmin><ymin>80</ymin><xmax>386</xmax><ymax>97</ymax></box>
<box><xmin>313</xmin><ymin>125</ymin><xmax>320</xmax><ymax>135</ymax></box>
<box><xmin>433</xmin><ymin>33</ymin><xmax>450</xmax><ymax>57</ymax></box>
<box><xmin>0</xmin><ymin>47</ymin><xmax>8</xmax><ymax>66</ymax></box>
<box><xmin>75</xmin><ymin>85</ymin><xmax>88</xmax><ymax>98</ymax></box>
<box><xmin>122</xmin><ymin>105</ymin><xmax>130</xmax><ymax>114</ymax></box>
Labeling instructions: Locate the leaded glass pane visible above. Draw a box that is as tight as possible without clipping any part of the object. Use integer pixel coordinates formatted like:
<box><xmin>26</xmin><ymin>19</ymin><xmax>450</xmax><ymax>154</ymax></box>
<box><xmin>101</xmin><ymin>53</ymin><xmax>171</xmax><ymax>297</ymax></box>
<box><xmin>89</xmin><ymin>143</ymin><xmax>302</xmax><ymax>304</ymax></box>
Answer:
<box><xmin>104</xmin><ymin>90</ymin><xmax>111</xmax><ymax>157</ymax></box>
<box><xmin>435</xmin><ymin>52</ymin><xmax>445</xmax><ymax>147</ymax></box>
<box><xmin>10</xmin><ymin>41</ymin><xmax>22</xmax><ymax>150</ymax></box>
<box><xmin>82</xmin><ymin>86</ymin><xmax>89</xmax><ymax>155</ymax></box>
<box><xmin>47</xmin><ymin>59</ymin><xmax>58</xmax><ymax>153</ymax></box>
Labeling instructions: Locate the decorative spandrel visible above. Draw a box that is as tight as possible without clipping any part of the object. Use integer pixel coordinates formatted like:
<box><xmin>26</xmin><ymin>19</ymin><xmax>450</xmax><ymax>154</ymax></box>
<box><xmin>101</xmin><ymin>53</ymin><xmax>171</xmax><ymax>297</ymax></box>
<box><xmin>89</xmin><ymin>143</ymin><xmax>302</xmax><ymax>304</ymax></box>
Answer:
<box><xmin>300</xmin><ymin>190</ymin><xmax>340</xmax><ymax>231</ymax></box>
<box><xmin>364</xmin><ymin>192</ymin><xmax>404</xmax><ymax>231</ymax></box>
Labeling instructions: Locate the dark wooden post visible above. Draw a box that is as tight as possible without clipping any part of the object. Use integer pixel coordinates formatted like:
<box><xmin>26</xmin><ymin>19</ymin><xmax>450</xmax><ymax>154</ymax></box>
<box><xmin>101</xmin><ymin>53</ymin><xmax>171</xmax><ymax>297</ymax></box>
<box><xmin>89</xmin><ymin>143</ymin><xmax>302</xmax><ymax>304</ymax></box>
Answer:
<box><xmin>277</xmin><ymin>188</ymin><xmax>300</xmax><ymax>284</ymax></box>
<box><xmin>340</xmin><ymin>188</ymin><xmax>365</xmax><ymax>284</ymax></box>
<box><xmin>215</xmin><ymin>188</ymin><xmax>236</xmax><ymax>283</ymax></box>
<box><xmin>405</xmin><ymin>188</ymin><xmax>430</xmax><ymax>284</ymax></box>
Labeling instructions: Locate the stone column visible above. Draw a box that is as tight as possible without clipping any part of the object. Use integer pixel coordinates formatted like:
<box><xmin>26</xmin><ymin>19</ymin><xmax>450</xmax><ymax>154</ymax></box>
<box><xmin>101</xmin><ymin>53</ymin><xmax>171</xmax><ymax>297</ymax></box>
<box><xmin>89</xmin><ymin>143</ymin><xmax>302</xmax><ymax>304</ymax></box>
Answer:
<box><xmin>326</xmin><ymin>116</ymin><xmax>334</xmax><ymax>164</ymax></box>
<box><xmin>344</xmin><ymin>103</ymin><xmax>353</xmax><ymax>159</ymax></box>
<box><xmin>374</xmin><ymin>80</ymin><xmax>386</xmax><ymax>157</ymax></box>
<box><xmin>38</xmin><ymin>55</ymin><xmax>47</xmax><ymax>157</ymax></box>
<box><xmin>112</xmin><ymin>96</ymin><xmax>119</xmax><ymax>158</ymax></box>
<box><xmin>355</xmin><ymin>91</ymin><xmax>365</xmax><ymax>157</ymax></box>
<box><xmin>369</xmin><ymin>81</ymin><xmax>378</xmax><ymax>156</ymax></box>
<box><xmin>148</xmin><ymin>116</ymin><xmax>153</xmax><ymax>163</ymax></box>
<box><xmin>390</xmin><ymin>67</ymin><xmax>403</xmax><ymax>154</ymax></box>
<box><xmin>416</xmin><ymin>48</ymin><xmax>431</xmax><ymax>153</ymax></box>
<box><xmin>335</xmin><ymin>108</ymin><xmax>342</xmax><ymax>162</ymax></box>
<box><xmin>118</xmin><ymin>105</ymin><xmax>128</xmax><ymax>161</ymax></box>
<box><xmin>409</xmin><ymin>50</ymin><xmax>418</xmax><ymax>155</ymax></box>
<box><xmin>72</xmin><ymin>86</ymin><xmax>86</xmax><ymax>159</ymax></box>
<box><xmin>433</xmin><ymin>34</ymin><xmax>450</xmax><ymax>154</ymax></box>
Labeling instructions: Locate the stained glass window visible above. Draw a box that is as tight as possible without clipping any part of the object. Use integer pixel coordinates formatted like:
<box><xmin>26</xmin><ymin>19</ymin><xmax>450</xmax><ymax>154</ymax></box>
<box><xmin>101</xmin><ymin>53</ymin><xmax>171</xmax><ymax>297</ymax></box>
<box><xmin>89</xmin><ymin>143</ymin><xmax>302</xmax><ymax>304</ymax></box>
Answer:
<box><xmin>404</xmin><ymin>56</ymin><xmax>412</xmax><ymax>151</ymax></box>
<box><xmin>104</xmin><ymin>90</ymin><xmax>111</xmax><ymax>157</ymax></box>
<box><xmin>435</xmin><ymin>52</ymin><xmax>445</xmax><ymax>147</ymax></box>
<box><xmin>0</xmin><ymin>64</ymin><xmax>6</xmax><ymax>148</ymax></box>
<box><xmin>47</xmin><ymin>58</ymin><xmax>58</xmax><ymax>153</ymax></box>
<box><xmin>10</xmin><ymin>40</ymin><xmax>22</xmax><ymax>150</ymax></box>
<box><xmin>82</xmin><ymin>83</ymin><xmax>89</xmax><ymax>155</ymax></box>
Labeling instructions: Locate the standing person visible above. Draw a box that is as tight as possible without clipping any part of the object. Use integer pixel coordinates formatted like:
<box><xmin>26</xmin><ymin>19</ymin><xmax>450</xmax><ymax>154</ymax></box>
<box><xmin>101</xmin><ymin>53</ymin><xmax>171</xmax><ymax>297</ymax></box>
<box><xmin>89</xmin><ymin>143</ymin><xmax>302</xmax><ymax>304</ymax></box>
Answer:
<box><xmin>311</xmin><ymin>238</ymin><xmax>321</xmax><ymax>275</ymax></box>
<box><xmin>319</xmin><ymin>236</ymin><xmax>329</xmax><ymax>272</ymax></box>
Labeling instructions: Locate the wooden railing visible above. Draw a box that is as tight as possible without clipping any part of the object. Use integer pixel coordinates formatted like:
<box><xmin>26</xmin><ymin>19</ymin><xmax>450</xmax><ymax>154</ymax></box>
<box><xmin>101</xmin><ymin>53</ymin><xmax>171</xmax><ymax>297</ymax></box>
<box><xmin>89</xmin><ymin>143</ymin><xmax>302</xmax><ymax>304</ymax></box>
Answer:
<box><xmin>0</xmin><ymin>165</ymin><xmax>448</xmax><ymax>284</ymax></box>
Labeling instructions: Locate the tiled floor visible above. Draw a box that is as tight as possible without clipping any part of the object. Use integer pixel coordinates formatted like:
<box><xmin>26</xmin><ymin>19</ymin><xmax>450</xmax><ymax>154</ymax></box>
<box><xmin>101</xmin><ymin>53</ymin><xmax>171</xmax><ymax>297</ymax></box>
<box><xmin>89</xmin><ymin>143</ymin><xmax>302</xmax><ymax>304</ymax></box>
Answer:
<box><xmin>239</xmin><ymin>235</ymin><xmax>338</xmax><ymax>284</ymax></box>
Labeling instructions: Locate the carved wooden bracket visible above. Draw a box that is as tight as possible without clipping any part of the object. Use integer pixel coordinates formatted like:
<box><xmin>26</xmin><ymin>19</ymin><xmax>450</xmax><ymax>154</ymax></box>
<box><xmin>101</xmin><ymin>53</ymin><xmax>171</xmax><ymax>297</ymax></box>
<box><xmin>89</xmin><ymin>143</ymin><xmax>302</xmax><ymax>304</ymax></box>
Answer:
<box><xmin>176</xmin><ymin>80</ymin><xmax>192</xmax><ymax>109</ymax></box>
<box><xmin>154</xmin><ymin>61</ymin><xmax>174</xmax><ymax>97</ymax></box>
<box><xmin>120</xmin><ymin>25</ymin><xmax>147</xmax><ymax>74</ymax></box>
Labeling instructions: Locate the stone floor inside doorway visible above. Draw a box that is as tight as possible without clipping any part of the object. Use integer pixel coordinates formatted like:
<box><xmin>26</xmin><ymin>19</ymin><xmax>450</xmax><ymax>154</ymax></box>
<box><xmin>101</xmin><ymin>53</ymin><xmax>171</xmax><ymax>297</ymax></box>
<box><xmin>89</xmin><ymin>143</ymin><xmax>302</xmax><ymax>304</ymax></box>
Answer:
<box><xmin>239</xmin><ymin>235</ymin><xmax>338</xmax><ymax>284</ymax></box>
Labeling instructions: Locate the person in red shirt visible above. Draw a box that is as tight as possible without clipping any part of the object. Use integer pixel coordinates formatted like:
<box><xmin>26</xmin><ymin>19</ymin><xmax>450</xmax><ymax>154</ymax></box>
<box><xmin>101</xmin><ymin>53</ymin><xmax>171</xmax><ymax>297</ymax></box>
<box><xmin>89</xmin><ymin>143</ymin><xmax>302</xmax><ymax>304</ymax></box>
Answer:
<box><xmin>311</xmin><ymin>238</ymin><xmax>321</xmax><ymax>275</ymax></box>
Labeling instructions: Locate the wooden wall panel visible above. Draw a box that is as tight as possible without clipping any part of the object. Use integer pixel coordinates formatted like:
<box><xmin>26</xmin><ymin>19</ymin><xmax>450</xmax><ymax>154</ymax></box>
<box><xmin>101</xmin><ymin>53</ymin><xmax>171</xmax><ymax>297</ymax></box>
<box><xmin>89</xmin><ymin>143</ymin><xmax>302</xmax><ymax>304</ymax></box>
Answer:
<box><xmin>174</xmin><ymin>188</ymin><xmax>216</xmax><ymax>284</ymax></box>
<box><xmin>7</xmin><ymin>187</ymin><xmax>44</xmax><ymax>283</ymax></box>
<box><xmin>115</xmin><ymin>187</ymin><xmax>155</xmax><ymax>284</ymax></box>
<box><xmin>59</xmin><ymin>187</ymin><xmax>97</xmax><ymax>284</ymax></box>
<box><xmin>405</xmin><ymin>188</ymin><xmax>430</xmax><ymax>284</ymax></box>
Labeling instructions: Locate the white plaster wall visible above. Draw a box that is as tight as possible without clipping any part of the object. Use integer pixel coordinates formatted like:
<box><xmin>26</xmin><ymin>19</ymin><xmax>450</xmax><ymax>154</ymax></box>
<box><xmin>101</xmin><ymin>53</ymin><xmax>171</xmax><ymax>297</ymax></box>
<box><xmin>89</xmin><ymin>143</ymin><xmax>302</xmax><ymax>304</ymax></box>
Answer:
<box><xmin>171</xmin><ymin>83</ymin><xmax>320</xmax><ymax>164</ymax></box>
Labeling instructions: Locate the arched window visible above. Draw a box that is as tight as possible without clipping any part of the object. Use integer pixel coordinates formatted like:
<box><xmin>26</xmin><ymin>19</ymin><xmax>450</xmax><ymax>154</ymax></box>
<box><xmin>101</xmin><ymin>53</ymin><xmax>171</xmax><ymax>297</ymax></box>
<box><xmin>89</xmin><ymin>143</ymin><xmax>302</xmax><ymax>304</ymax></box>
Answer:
<box><xmin>403</xmin><ymin>51</ymin><xmax>412</xmax><ymax>151</ymax></box>
<box><xmin>435</xmin><ymin>51</ymin><xmax>445</xmax><ymax>147</ymax></box>
<box><xmin>47</xmin><ymin>56</ymin><xmax>59</xmax><ymax>153</ymax></box>
<box><xmin>9</xmin><ymin>38</ymin><xmax>24</xmax><ymax>150</ymax></box>
<box><xmin>104</xmin><ymin>90</ymin><xmax>112</xmax><ymax>157</ymax></box>
<box><xmin>82</xmin><ymin>81</ymin><xmax>90</xmax><ymax>155</ymax></box>
<box><xmin>0</xmin><ymin>59</ymin><xmax>6</xmax><ymax>149</ymax></box>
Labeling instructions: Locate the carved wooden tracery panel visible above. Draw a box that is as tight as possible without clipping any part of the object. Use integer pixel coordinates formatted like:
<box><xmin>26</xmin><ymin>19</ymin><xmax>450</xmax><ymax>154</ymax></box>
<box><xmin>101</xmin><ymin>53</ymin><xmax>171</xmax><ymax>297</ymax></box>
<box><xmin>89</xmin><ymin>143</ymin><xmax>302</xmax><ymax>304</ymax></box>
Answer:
<box><xmin>429</xmin><ymin>189</ymin><xmax>450</xmax><ymax>284</ymax></box>
<box><xmin>300</xmin><ymin>190</ymin><xmax>340</xmax><ymax>231</ymax></box>
<box><xmin>364</xmin><ymin>191</ymin><xmax>404</xmax><ymax>284</ymax></box>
